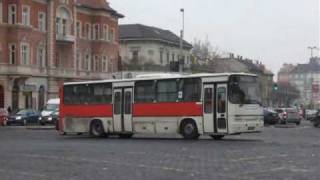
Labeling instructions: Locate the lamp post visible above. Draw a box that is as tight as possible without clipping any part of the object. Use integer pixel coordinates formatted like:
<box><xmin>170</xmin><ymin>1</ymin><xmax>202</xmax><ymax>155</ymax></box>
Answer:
<box><xmin>308</xmin><ymin>46</ymin><xmax>319</xmax><ymax>58</ymax></box>
<box><xmin>179</xmin><ymin>8</ymin><xmax>185</xmax><ymax>72</ymax></box>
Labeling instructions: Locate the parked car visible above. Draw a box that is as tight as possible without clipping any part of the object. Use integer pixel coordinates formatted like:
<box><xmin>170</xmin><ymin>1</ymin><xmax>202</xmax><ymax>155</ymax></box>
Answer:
<box><xmin>7</xmin><ymin>109</ymin><xmax>41</xmax><ymax>126</ymax></box>
<box><xmin>275</xmin><ymin>108</ymin><xmax>301</xmax><ymax>125</ymax></box>
<box><xmin>0</xmin><ymin>108</ymin><xmax>8</xmax><ymax>126</ymax></box>
<box><xmin>39</xmin><ymin>109</ymin><xmax>59</xmax><ymax>125</ymax></box>
<box><xmin>263</xmin><ymin>109</ymin><xmax>279</xmax><ymax>125</ymax></box>
<box><xmin>306</xmin><ymin>109</ymin><xmax>318</xmax><ymax>121</ymax></box>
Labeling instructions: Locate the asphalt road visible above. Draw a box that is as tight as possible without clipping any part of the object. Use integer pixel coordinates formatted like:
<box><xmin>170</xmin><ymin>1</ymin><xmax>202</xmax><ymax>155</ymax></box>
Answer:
<box><xmin>0</xmin><ymin>121</ymin><xmax>319</xmax><ymax>180</ymax></box>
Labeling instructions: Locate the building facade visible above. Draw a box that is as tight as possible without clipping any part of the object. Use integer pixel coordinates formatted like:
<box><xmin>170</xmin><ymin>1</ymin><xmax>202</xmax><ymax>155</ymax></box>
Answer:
<box><xmin>119</xmin><ymin>24</ymin><xmax>193</xmax><ymax>71</ymax></box>
<box><xmin>0</xmin><ymin>0</ymin><xmax>123</xmax><ymax>110</ymax></box>
<box><xmin>289</xmin><ymin>58</ymin><xmax>320</xmax><ymax>107</ymax></box>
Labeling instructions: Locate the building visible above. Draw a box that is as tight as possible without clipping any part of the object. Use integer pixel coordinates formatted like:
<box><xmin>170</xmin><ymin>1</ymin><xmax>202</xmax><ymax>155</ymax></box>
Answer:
<box><xmin>0</xmin><ymin>0</ymin><xmax>123</xmax><ymax>110</ymax></box>
<box><xmin>289</xmin><ymin>57</ymin><xmax>320</xmax><ymax>107</ymax></box>
<box><xmin>119</xmin><ymin>24</ymin><xmax>193</xmax><ymax>71</ymax></box>
<box><xmin>278</xmin><ymin>63</ymin><xmax>296</xmax><ymax>84</ymax></box>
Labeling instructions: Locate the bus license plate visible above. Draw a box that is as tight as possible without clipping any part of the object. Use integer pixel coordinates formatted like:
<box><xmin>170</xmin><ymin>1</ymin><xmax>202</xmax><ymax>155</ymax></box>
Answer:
<box><xmin>248</xmin><ymin>127</ymin><xmax>255</xmax><ymax>131</ymax></box>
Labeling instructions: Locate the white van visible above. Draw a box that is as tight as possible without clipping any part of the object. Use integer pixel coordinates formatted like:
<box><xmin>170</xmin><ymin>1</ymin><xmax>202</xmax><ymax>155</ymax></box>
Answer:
<box><xmin>41</xmin><ymin>98</ymin><xmax>60</xmax><ymax>117</ymax></box>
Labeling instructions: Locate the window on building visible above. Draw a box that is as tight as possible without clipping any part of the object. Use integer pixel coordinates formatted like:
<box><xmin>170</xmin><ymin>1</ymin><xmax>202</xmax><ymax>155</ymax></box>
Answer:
<box><xmin>8</xmin><ymin>4</ymin><xmax>17</xmax><ymax>24</ymax></box>
<box><xmin>135</xmin><ymin>81</ymin><xmax>155</xmax><ymax>103</ymax></box>
<box><xmin>102</xmin><ymin>25</ymin><xmax>108</xmax><ymax>40</ymax></box>
<box><xmin>102</xmin><ymin>56</ymin><xmax>108</xmax><ymax>72</ymax></box>
<box><xmin>172</xmin><ymin>54</ymin><xmax>175</xmax><ymax>61</ymax></box>
<box><xmin>94</xmin><ymin>55</ymin><xmax>100</xmax><ymax>72</ymax></box>
<box><xmin>60</xmin><ymin>0</ymin><xmax>69</xmax><ymax>4</ymax></box>
<box><xmin>9</xmin><ymin>44</ymin><xmax>16</xmax><ymax>64</ymax></box>
<box><xmin>93</xmin><ymin>24</ymin><xmax>99</xmax><ymax>40</ymax></box>
<box><xmin>21</xmin><ymin>43</ymin><xmax>30</xmax><ymax>65</ymax></box>
<box><xmin>56</xmin><ymin>7</ymin><xmax>71</xmax><ymax>36</ymax></box>
<box><xmin>86</xmin><ymin>23</ymin><xmax>91</xmax><ymax>40</ymax></box>
<box><xmin>37</xmin><ymin>46</ymin><xmax>46</xmax><ymax>68</ymax></box>
<box><xmin>84</xmin><ymin>54</ymin><xmax>91</xmax><ymax>71</ymax></box>
<box><xmin>22</xmin><ymin>6</ymin><xmax>30</xmax><ymax>26</ymax></box>
<box><xmin>38</xmin><ymin>12</ymin><xmax>46</xmax><ymax>31</ymax></box>
<box><xmin>159</xmin><ymin>49</ymin><xmax>164</xmax><ymax>64</ymax></box>
<box><xmin>0</xmin><ymin>44</ymin><xmax>2</xmax><ymax>62</ymax></box>
<box><xmin>108</xmin><ymin>28</ymin><xmax>115</xmax><ymax>42</ymax></box>
<box><xmin>76</xmin><ymin>21</ymin><xmax>81</xmax><ymax>38</ymax></box>
<box><xmin>167</xmin><ymin>53</ymin><xmax>170</xmax><ymax>63</ymax></box>
<box><xmin>157</xmin><ymin>80</ymin><xmax>178</xmax><ymax>102</ymax></box>
<box><xmin>76</xmin><ymin>50</ymin><xmax>81</xmax><ymax>70</ymax></box>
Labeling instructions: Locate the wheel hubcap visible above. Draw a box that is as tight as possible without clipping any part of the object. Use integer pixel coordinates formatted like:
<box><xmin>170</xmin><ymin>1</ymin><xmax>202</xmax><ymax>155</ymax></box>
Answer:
<box><xmin>184</xmin><ymin>124</ymin><xmax>194</xmax><ymax>135</ymax></box>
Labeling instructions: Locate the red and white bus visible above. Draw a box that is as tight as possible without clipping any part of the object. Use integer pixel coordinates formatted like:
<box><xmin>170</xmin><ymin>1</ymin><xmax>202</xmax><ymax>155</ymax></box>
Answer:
<box><xmin>58</xmin><ymin>73</ymin><xmax>263</xmax><ymax>139</ymax></box>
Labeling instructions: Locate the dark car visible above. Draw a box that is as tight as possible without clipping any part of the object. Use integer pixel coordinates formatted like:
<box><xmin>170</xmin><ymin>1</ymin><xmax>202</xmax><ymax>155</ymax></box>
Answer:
<box><xmin>0</xmin><ymin>108</ymin><xmax>8</xmax><ymax>126</ymax></box>
<box><xmin>7</xmin><ymin>109</ymin><xmax>40</xmax><ymax>126</ymax></box>
<box><xmin>263</xmin><ymin>109</ymin><xmax>279</xmax><ymax>125</ymax></box>
<box><xmin>39</xmin><ymin>109</ymin><xmax>59</xmax><ymax>126</ymax></box>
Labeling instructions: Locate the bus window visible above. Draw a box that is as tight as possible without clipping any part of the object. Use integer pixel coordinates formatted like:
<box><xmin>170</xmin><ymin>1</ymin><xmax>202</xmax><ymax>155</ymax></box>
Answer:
<box><xmin>229</xmin><ymin>76</ymin><xmax>261</xmax><ymax>105</ymax></box>
<box><xmin>114</xmin><ymin>92</ymin><xmax>121</xmax><ymax>114</ymax></box>
<box><xmin>204</xmin><ymin>88</ymin><xmax>213</xmax><ymax>113</ymax></box>
<box><xmin>63</xmin><ymin>86</ymin><xmax>74</xmax><ymax>104</ymax></box>
<box><xmin>157</xmin><ymin>80</ymin><xmax>178</xmax><ymax>102</ymax></box>
<box><xmin>135</xmin><ymin>81</ymin><xmax>155</xmax><ymax>103</ymax></box>
<box><xmin>217</xmin><ymin>87</ymin><xmax>226</xmax><ymax>113</ymax></box>
<box><xmin>124</xmin><ymin>91</ymin><xmax>132</xmax><ymax>114</ymax></box>
<box><xmin>179</xmin><ymin>78</ymin><xmax>201</xmax><ymax>102</ymax></box>
<box><xmin>88</xmin><ymin>84</ymin><xmax>112</xmax><ymax>104</ymax></box>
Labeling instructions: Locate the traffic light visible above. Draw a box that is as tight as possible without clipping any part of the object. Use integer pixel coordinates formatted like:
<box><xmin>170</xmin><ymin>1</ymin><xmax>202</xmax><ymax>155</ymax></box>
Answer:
<box><xmin>273</xmin><ymin>83</ymin><xmax>279</xmax><ymax>91</ymax></box>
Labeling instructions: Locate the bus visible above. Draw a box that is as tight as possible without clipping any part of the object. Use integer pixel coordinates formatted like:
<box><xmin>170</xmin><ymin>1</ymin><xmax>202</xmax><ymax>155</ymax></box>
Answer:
<box><xmin>58</xmin><ymin>73</ymin><xmax>263</xmax><ymax>140</ymax></box>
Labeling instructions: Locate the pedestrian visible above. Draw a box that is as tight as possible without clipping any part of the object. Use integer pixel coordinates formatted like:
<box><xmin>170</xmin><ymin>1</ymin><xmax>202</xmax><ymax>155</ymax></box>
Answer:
<box><xmin>7</xmin><ymin>106</ymin><xmax>12</xmax><ymax>115</ymax></box>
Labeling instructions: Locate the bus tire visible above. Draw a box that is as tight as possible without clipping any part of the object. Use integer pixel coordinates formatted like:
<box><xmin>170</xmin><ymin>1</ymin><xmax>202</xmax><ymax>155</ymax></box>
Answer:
<box><xmin>180</xmin><ymin>119</ymin><xmax>199</xmax><ymax>140</ymax></box>
<box><xmin>210</xmin><ymin>135</ymin><xmax>225</xmax><ymax>140</ymax></box>
<box><xmin>90</xmin><ymin>120</ymin><xmax>107</xmax><ymax>138</ymax></box>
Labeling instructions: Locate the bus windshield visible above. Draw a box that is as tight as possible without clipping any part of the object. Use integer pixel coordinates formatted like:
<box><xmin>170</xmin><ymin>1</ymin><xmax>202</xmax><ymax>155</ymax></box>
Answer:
<box><xmin>228</xmin><ymin>76</ymin><xmax>261</xmax><ymax>105</ymax></box>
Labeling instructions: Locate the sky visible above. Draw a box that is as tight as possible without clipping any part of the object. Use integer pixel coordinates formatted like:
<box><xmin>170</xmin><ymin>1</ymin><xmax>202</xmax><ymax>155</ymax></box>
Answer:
<box><xmin>109</xmin><ymin>0</ymin><xmax>319</xmax><ymax>74</ymax></box>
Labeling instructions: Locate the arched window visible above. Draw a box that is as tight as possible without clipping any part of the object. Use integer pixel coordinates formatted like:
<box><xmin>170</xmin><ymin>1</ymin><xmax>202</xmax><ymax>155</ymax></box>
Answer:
<box><xmin>56</xmin><ymin>7</ymin><xmax>72</xmax><ymax>36</ymax></box>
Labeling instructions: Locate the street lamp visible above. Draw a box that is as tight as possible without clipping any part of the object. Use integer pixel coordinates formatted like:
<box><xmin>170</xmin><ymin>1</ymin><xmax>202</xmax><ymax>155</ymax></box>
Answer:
<box><xmin>179</xmin><ymin>8</ymin><xmax>185</xmax><ymax>72</ymax></box>
<box><xmin>308</xmin><ymin>46</ymin><xmax>319</xmax><ymax>58</ymax></box>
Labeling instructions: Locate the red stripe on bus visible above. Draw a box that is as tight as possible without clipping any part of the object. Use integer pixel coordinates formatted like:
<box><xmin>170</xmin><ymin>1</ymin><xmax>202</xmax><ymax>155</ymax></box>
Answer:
<box><xmin>133</xmin><ymin>102</ymin><xmax>203</xmax><ymax>117</ymax></box>
<box><xmin>61</xmin><ymin>104</ymin><xmax>113</xmax><ymax>117</ymax></box>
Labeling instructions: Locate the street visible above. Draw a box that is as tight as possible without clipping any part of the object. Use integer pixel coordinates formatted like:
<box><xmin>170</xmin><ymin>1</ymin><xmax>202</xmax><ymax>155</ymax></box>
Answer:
<box><xmin>0</xmin><ymin>121</ymin><xmax>319</xmax><ymax>180</ymax></box>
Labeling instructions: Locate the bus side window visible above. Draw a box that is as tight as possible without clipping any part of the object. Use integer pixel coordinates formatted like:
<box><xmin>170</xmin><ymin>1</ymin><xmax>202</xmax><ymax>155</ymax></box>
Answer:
<box><xmin>179</xmin><ymin>78</ymin><xmax>201</xmax><ymax>102</ymax></box>
<box><xmin>103</xmin><ymin>84</ymin><xmax>112</xmax><ymax>104</ymax></box>
<box><xmin>156</xmin><ymin>80</ymin><xmax>178</xmax><ymax>102</ymax></box>
<box><xmin>135</xmin><ymin>81</ymin><xmax>155</xmax><ymax>103</ymax></box>
<box><xmin>63</xmin><ymin>86</ymin><xmax>74</xmax><ymax>104</ymax></box>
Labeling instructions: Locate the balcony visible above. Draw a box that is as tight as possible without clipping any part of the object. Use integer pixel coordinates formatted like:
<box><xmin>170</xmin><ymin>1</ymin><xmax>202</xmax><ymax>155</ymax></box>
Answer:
<box><xmin>56</xmin><ymin>34</ymin><xmax>75</xmax><ymax>43</ymax></box>
<box><xmin>0</xmin><ymin>64</ymin><xmax>48</xmax><ymax>77</ymax></box>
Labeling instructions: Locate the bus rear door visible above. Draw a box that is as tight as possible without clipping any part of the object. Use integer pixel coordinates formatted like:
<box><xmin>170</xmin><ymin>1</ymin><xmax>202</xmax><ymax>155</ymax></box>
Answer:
<box><xmin>113</xmin><ymin>88</ymin><xmax>133</xmax><ymax>133</ymax></box>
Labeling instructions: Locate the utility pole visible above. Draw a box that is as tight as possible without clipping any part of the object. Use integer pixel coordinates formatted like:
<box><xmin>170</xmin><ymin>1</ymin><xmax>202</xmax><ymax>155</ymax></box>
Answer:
<box><xmin>179</xmin><ymin>8</ymin><xmax>185</xmax><ymax>73</ymax></box>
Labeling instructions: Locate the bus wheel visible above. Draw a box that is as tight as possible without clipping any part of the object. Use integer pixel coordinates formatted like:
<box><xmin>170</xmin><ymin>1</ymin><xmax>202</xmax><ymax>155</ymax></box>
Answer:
<box><xmin>181</xmin><ymin>120</ymin><xmax>199</xmax><ymax>140</ymax></box>
<box><xmin>119</xmin><ymin>134</ymin><xmax>133</xmax><ymax>139</ymax></box>
<box><xmin>210</xmin><ymin>135</ymin><xmax>224</xmax><ymax>140</ymax></box>
<box><xmin>90</xmin><ymin>120</ymin><xmax>106</xmax><ymax>138</ymax></box>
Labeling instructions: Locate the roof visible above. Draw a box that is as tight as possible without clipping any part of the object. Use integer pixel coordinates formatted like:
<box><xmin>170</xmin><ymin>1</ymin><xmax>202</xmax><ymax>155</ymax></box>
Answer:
<box><xmin>64</xmin><ymin>73</ymin><xmax>257</xmax><ymax>85</ymax></box>
<box><xmin>291</xmin><ymin>63</ymin><xmax>320</xmax><ymax>74</ymax></box>
<box><xmin>77</xmin><ymin>0</ymin><xmax>124</xmax><ymax>18</ymax></box>
<box><xmin>119</xmin><ymin>24</ymin><xmax>193</xmax><ymax>49</ymax></box>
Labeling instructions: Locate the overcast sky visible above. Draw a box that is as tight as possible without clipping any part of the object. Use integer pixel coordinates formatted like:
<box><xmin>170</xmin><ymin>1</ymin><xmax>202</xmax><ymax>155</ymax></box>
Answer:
<box><xmin>109</xmin><ymin>0</ymin><xmax>319</xmax><ymax>74</ymax></box>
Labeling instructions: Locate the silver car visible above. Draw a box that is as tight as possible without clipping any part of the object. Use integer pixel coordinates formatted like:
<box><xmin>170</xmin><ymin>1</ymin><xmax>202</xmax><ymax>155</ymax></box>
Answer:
<box><xmin>275</xmin><ymin>108</ymin><xmax>301</xmax><ymax>125</ymax></box>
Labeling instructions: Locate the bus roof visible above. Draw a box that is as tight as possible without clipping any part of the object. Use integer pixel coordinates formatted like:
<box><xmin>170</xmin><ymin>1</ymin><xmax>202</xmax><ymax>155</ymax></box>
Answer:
<box><xmin>63</xmin><ymin>72</ymin><xmax>257</xmax><ymax>86</ymax></box>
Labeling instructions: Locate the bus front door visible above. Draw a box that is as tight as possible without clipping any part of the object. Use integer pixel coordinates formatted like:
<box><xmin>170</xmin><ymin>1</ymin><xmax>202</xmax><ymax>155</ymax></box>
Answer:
<box><xmin>113</xmin><ymin>88</ymin><xmax>133</xmax><ymax>133</ymax></box>
<box><xmin>203</xmin><ymin>84</ymin><xmax>215</xmax><ymax>133</ymax></box>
